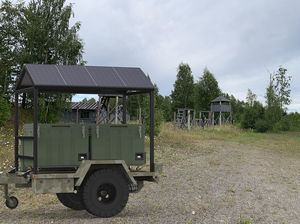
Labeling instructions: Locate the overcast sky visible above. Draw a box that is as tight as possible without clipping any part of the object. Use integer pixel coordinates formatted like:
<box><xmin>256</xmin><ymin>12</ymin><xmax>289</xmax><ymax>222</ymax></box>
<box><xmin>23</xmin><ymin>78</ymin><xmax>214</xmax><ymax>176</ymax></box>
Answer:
<box><xmin>68</xmin><ymin>0</ymin><xmax>300</xmax><ymax>112</ymax></box>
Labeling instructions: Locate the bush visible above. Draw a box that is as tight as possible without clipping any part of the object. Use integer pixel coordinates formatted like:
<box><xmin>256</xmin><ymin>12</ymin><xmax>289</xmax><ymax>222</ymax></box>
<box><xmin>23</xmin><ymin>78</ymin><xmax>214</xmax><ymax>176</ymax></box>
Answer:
<box><xmin>286</xmin><ymin>113</ymin><xmax>300</xmax><ymax>131</ymax></box>
<box><xmin>273</xmin><ymin>113</ymin><xmax>300</xmax><ymax>132</ymax></box>
<box><xmin>241</xmin><ymin>102</ymin><xmax>264</xmax><ymax>129</ymax></box>
<box><xmin>264</xmin><ymin>106</ymin><xmax>284</xmax><ymax>130</ymax></box>
<box><xmin>0</xmin><ymin>96</ymin><xmax>11</xmax><ymax>126</ymax></box>
<box><xmin>255</xmin><ymin>119</ymin><xmax>270</xmax><ymax>133</ymax></box>
<box><xmin>274</xmin><ymin>117</ymin><xmax>290</xmax><ymax>131</ymax></box>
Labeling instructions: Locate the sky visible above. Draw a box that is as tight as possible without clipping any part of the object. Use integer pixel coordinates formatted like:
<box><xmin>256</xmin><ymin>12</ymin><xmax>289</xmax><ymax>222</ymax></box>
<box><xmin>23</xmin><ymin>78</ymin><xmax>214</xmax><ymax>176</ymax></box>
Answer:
<box><xmin>68</xmin><ymin>0</ymin><xmax>300</xmax><ymax>112</ymax></box>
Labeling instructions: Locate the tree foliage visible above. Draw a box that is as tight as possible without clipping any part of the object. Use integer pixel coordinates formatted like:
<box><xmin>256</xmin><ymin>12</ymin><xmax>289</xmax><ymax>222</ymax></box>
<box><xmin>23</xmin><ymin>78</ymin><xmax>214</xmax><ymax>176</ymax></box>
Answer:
<box><xmin>127</xmin><ymin>81</ymin><xmax>163</xmax><ymax>136</ymax></box>
<box><xmin>82</xmin><ymin>98</ymin><xmax>96</xmax><ymax>103</ymax></box>
<box><xmin>246</xmin><ymin>89</ymin><xmax>257</xmax><ymax>107</ymax></box>
<box><xmin>170</xmin><ymin>63</ymin><xmax>194</xmax><ymax>109</ymax></box>
<box><xmin>273</xmin><ymin>67</ymin><xmax>292</xmax><ymax>110</ymax></box>
<box><xmin>241</xmin><ymin>101</ymin><xmax>264</xmax><ymax>129</ymax></box>
<box><xmin>264</xmin><ymin>67</ymin><xmax>291</xmax><ymax>128</ymax></box>
<box><xmin>160</xmin><ymin>96</ymin><xmax>173</xmax><ymax>121</ymax></box>
<box><xmin>0</xmin><ymin>0</ymin><xmax>84</xmax><ymax>122</ymax></box>
<box><xmin>194</xmin><ymin>68</ymin><xmax>221</xmax><ymax>111</ymax></box>
<box><xmin>222</xmin><ymin>93</ymin><xmax>246</xmax><ymax>123</ymax></box>
<box><xmin>0</xmin><ymin>95</ymin><xmax>10</xmax><ymax>126</ymax></box>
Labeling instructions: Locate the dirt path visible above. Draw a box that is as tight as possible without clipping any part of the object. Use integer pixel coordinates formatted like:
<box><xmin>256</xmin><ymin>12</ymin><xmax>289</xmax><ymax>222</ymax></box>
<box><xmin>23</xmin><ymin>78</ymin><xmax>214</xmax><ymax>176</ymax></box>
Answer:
<box><xmin>0</xmin><ymin>140</ymin><xmax>300</xmax><ymax>223</ymax></box>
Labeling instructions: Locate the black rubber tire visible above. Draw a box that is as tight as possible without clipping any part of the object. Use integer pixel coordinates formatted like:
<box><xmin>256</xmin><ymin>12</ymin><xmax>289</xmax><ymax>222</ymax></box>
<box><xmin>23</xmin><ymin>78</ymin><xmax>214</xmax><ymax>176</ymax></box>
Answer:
<box><xmin>57</xmin><ymin>190</ymin><xmax>85</xmax><ymax>210</ymax></box>
<box><xmin>5</xmin><ymin>196</ymin><xmax>18</xmax><ymax>209</ymax></box>
<box><xmin>82</xmin><ymin>169</ymin><xmax>129</xmax><ymax>218</ymax></box>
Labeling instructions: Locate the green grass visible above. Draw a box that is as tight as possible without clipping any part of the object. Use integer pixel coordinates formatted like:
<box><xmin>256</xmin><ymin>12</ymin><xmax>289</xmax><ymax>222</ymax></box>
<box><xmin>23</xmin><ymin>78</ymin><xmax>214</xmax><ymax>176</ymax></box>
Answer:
<box><xmin>158</xmin><ymin>123</ymin><xmax>300</xmax><ymax>153</ymax></box>
<box><xmin>240</xmin><ymin>216</ymin><xmax>254</xmax><ymax>224</ymax></box>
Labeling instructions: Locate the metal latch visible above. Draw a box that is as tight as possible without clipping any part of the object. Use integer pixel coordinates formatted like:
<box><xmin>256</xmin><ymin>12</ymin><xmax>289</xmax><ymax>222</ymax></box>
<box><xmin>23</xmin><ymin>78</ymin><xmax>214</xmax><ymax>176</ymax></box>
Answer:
<box><xmin>82</xmin><ymin>126</ymin><xmax>86</xmax><ymax>138</ymax></box>
<box><xmin>96</xmin><ymin>126</ymin><xmax>99</xmax><ymax>139</ymax></box>
<box><xmin>138</xmin><ymin>125</ymin><xmax>142</xmax><ymax>138</ymax></box>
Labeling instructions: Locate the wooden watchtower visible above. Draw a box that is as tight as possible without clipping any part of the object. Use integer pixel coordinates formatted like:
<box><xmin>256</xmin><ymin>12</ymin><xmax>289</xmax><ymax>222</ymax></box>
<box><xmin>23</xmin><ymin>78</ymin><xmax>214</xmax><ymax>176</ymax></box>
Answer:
<box><xmin>210</xmin><ymin>96</ymin><xmax>232</xmax><ymax>125</ymax></box>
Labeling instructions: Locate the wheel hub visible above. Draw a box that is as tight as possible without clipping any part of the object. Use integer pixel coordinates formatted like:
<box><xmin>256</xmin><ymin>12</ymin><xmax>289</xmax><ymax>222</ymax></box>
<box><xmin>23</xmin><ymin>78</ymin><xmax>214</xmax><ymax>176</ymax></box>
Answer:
<box><xmin>97</xmin><ymin>183</ymin><xmax>116</xmax><ymax>203</ymax></box>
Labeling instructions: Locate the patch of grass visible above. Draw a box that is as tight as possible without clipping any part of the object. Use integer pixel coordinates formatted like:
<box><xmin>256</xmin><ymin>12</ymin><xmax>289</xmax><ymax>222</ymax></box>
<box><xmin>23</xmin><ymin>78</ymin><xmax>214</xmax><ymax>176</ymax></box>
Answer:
<box><xmin>157</xmin><ymin>123</ymin><xmax>300</xmax><ymax>153</ymax></box>
<box><xmin>245</xmin><ymin>187</ymin><xmax>252</xmax><ymax>192</ymax></box>
<box><xmin>240</xmin><ymin>217</ymin><xmax>254</xmax><ymax>224</ymax></box>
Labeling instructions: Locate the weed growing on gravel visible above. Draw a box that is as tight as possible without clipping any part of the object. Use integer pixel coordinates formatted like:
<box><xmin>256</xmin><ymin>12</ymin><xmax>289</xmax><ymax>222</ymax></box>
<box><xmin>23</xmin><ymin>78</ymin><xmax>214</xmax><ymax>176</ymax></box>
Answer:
<box><xmin>240</xmin><ymin>216</ymin><xmax>254</xmax><ymax>224</ymax></box>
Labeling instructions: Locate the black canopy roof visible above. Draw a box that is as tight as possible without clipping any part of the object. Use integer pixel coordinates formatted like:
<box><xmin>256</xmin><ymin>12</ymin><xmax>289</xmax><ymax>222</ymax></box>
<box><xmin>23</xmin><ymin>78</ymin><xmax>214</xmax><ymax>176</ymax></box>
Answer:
<box><xmin>16</xmin><ymin>64</ymin><xmax>154</xmax><ymax>94</ymax></box>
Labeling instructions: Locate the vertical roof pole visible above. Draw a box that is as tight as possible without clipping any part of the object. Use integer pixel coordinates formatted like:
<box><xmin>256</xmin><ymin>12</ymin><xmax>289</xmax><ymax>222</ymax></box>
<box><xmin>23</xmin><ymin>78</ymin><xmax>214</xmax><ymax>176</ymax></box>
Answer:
<box><xmin>14</xmin><ymin>92</ymin><xmax>19</xmax><ymax>171</ymax></box>
<box><xmin>122</xmin><ymin>94</ymin><xmax>126</xmax><ymax>124</ymax></box>
<box><xmin>150</xmin><ymin>90</ymin><xmax>155</xmax><ymax>172</ymax></box>
<box><xmin>33</xmin><ymin>88</ymin><xmax>38</xmax><ymax>174</ymax></box>
<box><xmin>114</xmin><ymin>96</ymin><xmax>119</xmax><ymax>124</ymax></box>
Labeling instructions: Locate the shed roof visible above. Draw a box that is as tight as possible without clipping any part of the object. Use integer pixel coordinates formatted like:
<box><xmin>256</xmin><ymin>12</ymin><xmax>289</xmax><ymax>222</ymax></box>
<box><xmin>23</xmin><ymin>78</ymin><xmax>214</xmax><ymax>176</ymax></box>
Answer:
<box><xmin>16</xmin><ymin>64</ymin><xmax>154</xmax><ymax>94</ymax></box>
<box><xmin>71</xmin><ymin>102</ymin><xmax>98</xmax><ymax>110</ymax></box>
<box><xmin>211</xmin><ymin>96</ymin><xmax>230</xmax><ymax>103</ymax></box>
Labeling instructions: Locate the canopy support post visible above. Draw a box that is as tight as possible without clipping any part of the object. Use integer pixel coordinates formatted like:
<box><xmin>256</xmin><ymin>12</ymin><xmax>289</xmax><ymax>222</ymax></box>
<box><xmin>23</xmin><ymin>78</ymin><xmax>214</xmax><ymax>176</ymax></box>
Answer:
<box><xmin>122</xmin><ymin>94</ymin><xmax>126</xmax><ymax>124</ymax></box>
<box><xmin>150</xmin><ymin>91</ymin><xmax>154</xmax><ymax>172</ymax></box>
<box><xmin>33</xmin><ymin>88</ymin><xmax>38</xmax><ymax>174</ymax></box>
<box><xmin>14</xmin><ymin>92</ymin><xmax>19</xmax><ymax>171</ymax></box>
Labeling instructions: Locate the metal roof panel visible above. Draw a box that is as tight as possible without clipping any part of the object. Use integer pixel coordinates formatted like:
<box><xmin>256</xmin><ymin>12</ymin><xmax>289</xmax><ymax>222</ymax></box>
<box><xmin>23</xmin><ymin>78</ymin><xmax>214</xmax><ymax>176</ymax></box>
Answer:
<box><xmin>86</xmin><ymin>66</ymin><xmax>124</xmax><ymax>88</ymax></box>
<box><xmin>25</xmin><ymin>64</ymin><xmax>65</xmax><ymax>86</ymax></box>
<box><xmin>17</xmin><ymin>64</ymin><xmax>154</xmax><ymax>94</ymax></box>
<box><xmin>57</xmin><ymin>65</ymin><xmax>96</xmax><ymax>87</ymax></box>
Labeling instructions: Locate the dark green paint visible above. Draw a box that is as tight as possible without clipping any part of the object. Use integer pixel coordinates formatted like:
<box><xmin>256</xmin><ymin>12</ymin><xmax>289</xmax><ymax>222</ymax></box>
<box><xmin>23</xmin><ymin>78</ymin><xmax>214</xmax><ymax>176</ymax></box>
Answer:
<box><xmin>20</xmin><ymin>124</ymin><xmax>145</xmax><ymax>171</ymax></box>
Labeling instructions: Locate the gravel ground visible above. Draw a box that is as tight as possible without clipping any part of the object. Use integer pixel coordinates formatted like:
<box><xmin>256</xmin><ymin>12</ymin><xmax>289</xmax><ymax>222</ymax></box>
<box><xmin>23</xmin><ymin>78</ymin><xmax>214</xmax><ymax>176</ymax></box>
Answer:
<box><xmin>0</xmin><ymin>140</ymin><xmax>300</xmax><ymax>224</ymax></box>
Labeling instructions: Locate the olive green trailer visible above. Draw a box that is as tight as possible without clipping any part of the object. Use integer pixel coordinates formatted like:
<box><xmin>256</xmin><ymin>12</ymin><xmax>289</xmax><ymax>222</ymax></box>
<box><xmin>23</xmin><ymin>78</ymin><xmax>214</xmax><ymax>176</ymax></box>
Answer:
<box><xmin>20</xmin><ymin>123</ymin><xmax>146</xmax><ymax>170</ymax></box>
<box><xmin>0</xmin><ymin>64</ymin><xmax>161</xmax><ymax>218</ymax></box>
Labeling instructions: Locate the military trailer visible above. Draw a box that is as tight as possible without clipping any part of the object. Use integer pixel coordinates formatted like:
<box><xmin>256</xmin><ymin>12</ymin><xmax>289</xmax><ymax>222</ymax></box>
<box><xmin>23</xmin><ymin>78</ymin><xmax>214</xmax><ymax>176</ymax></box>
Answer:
<box><xmin>0</xmin><ymin>64</ymin><xmax>161</xmax><ymax>218</ymax></box>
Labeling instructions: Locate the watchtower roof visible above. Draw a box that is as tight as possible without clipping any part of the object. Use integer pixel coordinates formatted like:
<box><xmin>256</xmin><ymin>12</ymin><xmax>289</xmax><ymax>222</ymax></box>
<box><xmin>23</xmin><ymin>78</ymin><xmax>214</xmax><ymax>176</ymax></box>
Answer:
<box><xmin>211</xmin><ymin>96</ymin><xmax>230</xmax><ymax>103</ymax></box>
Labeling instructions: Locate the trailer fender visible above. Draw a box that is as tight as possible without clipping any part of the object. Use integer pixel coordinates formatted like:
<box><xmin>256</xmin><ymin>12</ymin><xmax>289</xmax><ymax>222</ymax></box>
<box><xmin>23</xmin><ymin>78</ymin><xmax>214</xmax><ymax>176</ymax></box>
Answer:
<box><xmin>74</xmin><ymin>160</ymin><xmax>136</xmax><ymax>187</ymax></box>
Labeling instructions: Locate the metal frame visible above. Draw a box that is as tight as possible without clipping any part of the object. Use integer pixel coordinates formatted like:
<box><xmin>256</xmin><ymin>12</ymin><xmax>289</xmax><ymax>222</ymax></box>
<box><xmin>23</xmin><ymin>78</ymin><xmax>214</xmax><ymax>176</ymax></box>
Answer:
<box><xmin>14</xmin><ymin>87</ymin><xmax>155</xmax><ymax>174</ymax></box>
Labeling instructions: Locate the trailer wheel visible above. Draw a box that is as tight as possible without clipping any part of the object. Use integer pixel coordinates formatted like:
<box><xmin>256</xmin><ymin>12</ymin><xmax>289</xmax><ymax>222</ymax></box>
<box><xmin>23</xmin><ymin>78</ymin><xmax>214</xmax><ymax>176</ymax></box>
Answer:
<box><xmin>82</xmin><ymin>169</ymin><xmax>129</xmax><ymax>217</ymax></box>
<box><xmin>57</xmin><ymin>191</ymin><xmax>84</xmax><ymax>210</ymax></box>
<box><xmin>5</xmin><ymin>196</ymin><xmax>18</xmax><ymax>209</ymax></box>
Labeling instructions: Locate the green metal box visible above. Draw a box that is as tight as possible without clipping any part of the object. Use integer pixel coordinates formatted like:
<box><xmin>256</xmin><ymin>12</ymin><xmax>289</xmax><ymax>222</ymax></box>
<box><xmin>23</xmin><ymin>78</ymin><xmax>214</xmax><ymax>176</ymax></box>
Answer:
<box><xmin>20</xmin><ymin>124</ymin><xmax>145</xmax><ymax>171</ymax></box>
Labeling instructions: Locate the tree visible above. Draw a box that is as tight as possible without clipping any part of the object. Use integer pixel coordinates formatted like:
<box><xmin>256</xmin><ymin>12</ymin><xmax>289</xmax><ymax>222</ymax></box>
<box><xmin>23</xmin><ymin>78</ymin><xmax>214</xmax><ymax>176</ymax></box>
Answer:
<box><xmin>126</xmin><ymin>79</ymin><xmax>163</xmax><ymax>136</ymax></box>
<box><xmin>0</xmin><ymin>95</ymin><xmax>10</xmax><ymax>126</ymax></box>
<box><xmin>82</xmin><ymin>98</ymin><xmax>96</xmax><ymax>103</ymax></box>
<box><xmin>241</xmin><ymin>101</ymin><xmax>264</xmax><ymax>129</ymax></box>
<box><xmin>222</xmin><ymin>93</ymin><xmax>246</xmax><ymax>123</ymax></box>
<box><xmin>161</xmin><ymin>96</ymin><xmax>173</xmax><ymax>121</ymax></box>
<box><xmin>0</xmin><ymin>0</ymin><xmax>84</xmax><ymax>122</ymax></box>
<box><xmin>264</xmin><ymin>77</ymin><xmax>282</xmax><ymax>126</ymax></box>
<box><xmin>0</xmin><ymin>0</ymin><xmax>20</xmax><ymax>98</ymax></box>
<box><xmin>141</xmin><ymin>85</ymin><xmax>164</xmax><ymax>136</ymax></box>
<box><xmin>273</xmin><ymin>67</ymin><xmax>292</xmax><ymax>110</ymax></box>
<box><xmin>194</xmin><ymin>68</ymin><xmax>221</xmax><ymax>111</ymax></box>
<box><xmin>126</xmin><ymin>95</ymin><xmax>146</xmax><ymax>120</ymax></box>
<box><xmin>170</xmin><ymin>63</ymin><xmax>194</xmax><ymax>110</ymax></box>
<box><xmin>264</xmin><ymin>67</ymin><xmax>291</xmax><ymax>127</ymax></box>
<box><xmin>246</xmin><ymin>89</ymin><xmax>257</xmax><ymax>107</ymax></box>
